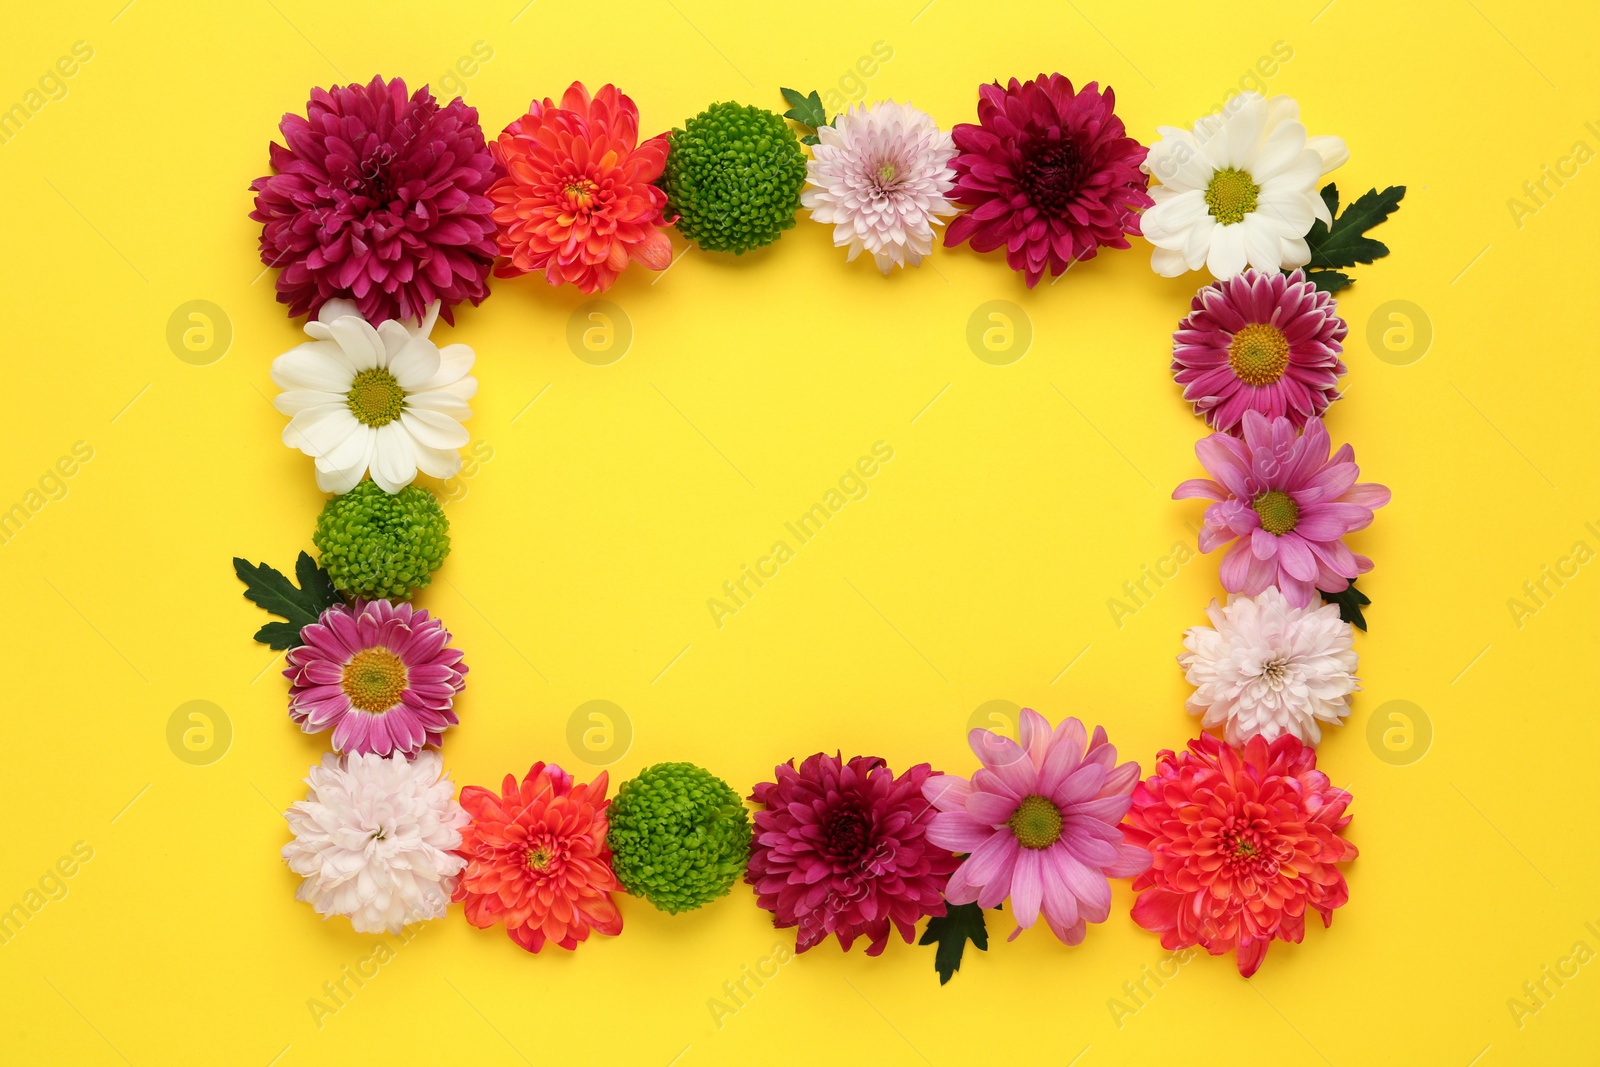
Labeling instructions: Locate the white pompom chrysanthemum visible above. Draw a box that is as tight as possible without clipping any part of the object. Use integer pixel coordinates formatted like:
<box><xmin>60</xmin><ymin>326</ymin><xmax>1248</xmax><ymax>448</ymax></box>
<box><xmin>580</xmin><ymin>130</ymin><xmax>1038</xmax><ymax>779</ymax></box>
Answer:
<box><xmin>282</xmin><ymin>750</ymin><xmax>468</xmax><ymax>933</ymax></box>
<box><xmin>1178</xmin><ymin>587</ymin><xmax>1359</xmax><ymax>746</ymax></box>
<box><xmin>801</xmin><ymin>100</ymin><xmax>957</xmax><ymax>272</ymax></box>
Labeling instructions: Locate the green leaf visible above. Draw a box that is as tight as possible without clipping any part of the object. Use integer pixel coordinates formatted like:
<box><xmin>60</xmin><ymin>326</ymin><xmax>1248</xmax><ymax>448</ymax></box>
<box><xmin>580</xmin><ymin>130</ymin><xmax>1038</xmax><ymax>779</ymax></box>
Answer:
<box><xmin>233</xmin><ymin>552</ymin><xmax>340</xmax><ymax>649</ymax></box>
<box><xmin>779</xmin><ymin>87</ymin><xmax>829</xmax><ymax>134</ymax></box>
<box><xmin>1304</xmin><ymin>269</ymin><xmax>1355</xmax><ymax>294</ymax></box>
<box><xmin>1320</xmin><ymin>579</ymin><xmax>1371</xmax><ymax>632</ymax></box>
<box><xmin>919</xmin><ymin>900</ymin><xmax>990</xmax><ymax>985</ymax></box>
<box><xmin>1304</xmin><ymin>184</ymin><xmax>1406</xmax><ymax>270</ymax></box>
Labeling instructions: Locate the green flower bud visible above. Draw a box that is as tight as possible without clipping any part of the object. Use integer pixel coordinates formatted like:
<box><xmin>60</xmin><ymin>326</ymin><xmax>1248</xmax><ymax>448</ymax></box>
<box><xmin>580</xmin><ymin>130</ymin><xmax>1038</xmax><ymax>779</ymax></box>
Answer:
<box><xmin>313</xmin><ymin>480</ymin><xmax>449</xmax><ymax>601</ymax></box>
<box><xmin>659</xmin><ymin>101</ymin><xmax>808</xmax><ymax>254</ymax></box>
<box><xmin>606</xmin><ymin>762</ymin><xmax>751</xmax><ymax>913</ymax></box>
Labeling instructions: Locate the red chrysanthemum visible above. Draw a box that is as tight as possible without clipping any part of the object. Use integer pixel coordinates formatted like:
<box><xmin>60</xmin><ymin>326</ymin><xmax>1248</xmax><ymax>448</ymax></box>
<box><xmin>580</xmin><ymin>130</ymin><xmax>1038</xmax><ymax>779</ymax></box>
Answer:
<box><xmin>250</xmin><ymin>75</ymin><xmax>498</xmax><ymax>325</ymax></box>
<box><xmin>487</xmin><ymin>82</ymin><xmax>673</xmax><ymax>293</ymax></box>
<box><xmin>746</xmin><ymin>753</ymin><xmax>959</xmax><ymax>955</ymax></box>
<box><xmin>944</xmin><ymin>74</ymin><xmax>1151</xmax><ymax>287</ymax></box>
<box><xmin>1122</xmin><ymin>734</ymin><xmax>1357</xmax><ymax>977</ymax></box>
<box><xmin>452</xmin><ymin>762</ymin><xmax>622</xmax><ymax>953</ymax></box>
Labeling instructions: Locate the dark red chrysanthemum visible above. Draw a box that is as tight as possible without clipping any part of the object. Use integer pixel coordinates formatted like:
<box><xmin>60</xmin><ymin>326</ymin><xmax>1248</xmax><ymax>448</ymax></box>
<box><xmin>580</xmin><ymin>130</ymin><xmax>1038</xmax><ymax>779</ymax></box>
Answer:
<box><xmin>746</xmin><ymin>753</ymin><xmax>959</xmax><ymax>955</ymax></box>
<box><xmin>250</xmin><ymin>76</ymin><xmax>498</xmax><ymax>325</ymax></box>
<box><xmin>944</xmin><ymin>74</ymin><xmax>1151</xmax><ymax>287</ymax></box>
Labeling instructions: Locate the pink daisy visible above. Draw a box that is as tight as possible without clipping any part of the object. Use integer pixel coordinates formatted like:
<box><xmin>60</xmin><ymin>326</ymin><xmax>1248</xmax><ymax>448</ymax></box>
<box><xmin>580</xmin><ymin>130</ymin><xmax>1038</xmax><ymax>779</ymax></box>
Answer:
<box><xmin>1175</xmin><ymin>412</ymin><xmax>1391</xmax><ymax>607</ymax></box>
<box><xmin>284</xmin><ymin>599</ymin><xmax>467</xmax><ymax>757</ymax></box>
<box><xmin>1173</xmin><ymin>269</ymin><xmax>1348</xmax><ymax>435</ymax></box>
<box><xmin>943</xmin><ymin>75</ymin><xmax>1151</xmax><ymax>287</ymax></box>
<box><xmin>922</xmin><ymin>710</ymin><xmax>1149</xmax><ymax>945</ymax></box>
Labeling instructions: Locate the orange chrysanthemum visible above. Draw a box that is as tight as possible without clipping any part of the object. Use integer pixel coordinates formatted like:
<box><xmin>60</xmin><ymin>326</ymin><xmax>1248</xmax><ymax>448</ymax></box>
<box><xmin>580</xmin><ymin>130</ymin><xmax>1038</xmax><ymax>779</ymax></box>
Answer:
<box><xmin>452</xmin><ymin>762</ymin><xmax>623</xmax><ymax>953</ymax></box>
<box><xmin>487</xmin><ymin>82</ymin><xmax>673</xmax><ymax>293</ymax></box>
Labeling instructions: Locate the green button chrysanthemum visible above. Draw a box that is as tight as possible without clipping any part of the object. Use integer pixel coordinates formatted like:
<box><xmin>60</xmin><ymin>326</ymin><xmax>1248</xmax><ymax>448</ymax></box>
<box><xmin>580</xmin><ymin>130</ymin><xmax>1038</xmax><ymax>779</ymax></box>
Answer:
<box><xmin>313</xmin><ymin>480</ymin><xmax>450</xmax><ymax>601</ymax></box>
<box><xmin>606</xmin><ymin>762</ymin><xmax>752</xmax><ymax>913</ymax></box>
<box><xmin>658</xmin><ymin>101</ymin><xmax>808</xmax><ymax>254</ymax></box>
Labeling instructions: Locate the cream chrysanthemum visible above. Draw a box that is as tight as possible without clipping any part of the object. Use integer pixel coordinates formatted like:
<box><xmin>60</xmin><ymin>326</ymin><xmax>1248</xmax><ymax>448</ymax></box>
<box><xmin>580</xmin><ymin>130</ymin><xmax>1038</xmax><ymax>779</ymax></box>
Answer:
<box><xmin>1141</xmin><ymin>93</ymin><xmax>1347</xmax><ymax>279</ymax></box>
<box><xmin>801</xmin><ymin>100</ymin><xmax>957</xmax><ymax>272</ymax></box>
<box><xmin>272</xmin><ymin>298</ymin><xmax>477</xmax><ymax>494</ymax></box>
<box><xmin>1179</xmin><ymin>587</ymin><xmax>1359</xmax><ymax>746</ymax></box>
<box><xmin>282</xmin><ymin>751</ymin><xmax>469</xmax><ymax>933</ymax></box>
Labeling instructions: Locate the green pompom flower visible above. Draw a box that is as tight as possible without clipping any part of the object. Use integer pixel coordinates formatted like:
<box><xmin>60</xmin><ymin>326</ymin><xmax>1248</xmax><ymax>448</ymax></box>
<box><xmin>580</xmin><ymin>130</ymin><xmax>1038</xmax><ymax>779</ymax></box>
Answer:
<box><xmin>313</xmin><ymin>480</ymin><xmax>449</xmax><ymax>601</ymax></box>
<box><xmin>659</xmin><ymin>101</ymin><xmax>807</xmax><ymax>254</ymax></box>
<box><xmin>606</xmin><ymin>762</ymin><xmax>751</xmax><ymax>913</ymax></box>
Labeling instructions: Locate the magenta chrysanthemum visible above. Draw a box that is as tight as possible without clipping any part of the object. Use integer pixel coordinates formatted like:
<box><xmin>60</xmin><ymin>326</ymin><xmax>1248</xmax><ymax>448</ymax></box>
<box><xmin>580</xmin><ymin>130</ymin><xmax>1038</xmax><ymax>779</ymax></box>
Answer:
<box><xmin>922</xmin><ymin>711</ymin><xmax>1150</xmax><ymax>945</ymax></box>
<box><xmin>746</xmin><ymin>754</ymin><xmax>959</xmax><ymax>955</ymax></box>
<box><xmin>250</xmin><ymin>76</ymin><xmax>498</xmax><ymax>325</ymax></box>
<box><xmin>1173</xmin><ymin>269</ymin><xmax>1348</xmax><ymax>434</ymax></box>
<box><xmin>284</xmin><ymin>599</ymin><xmax>467</xmax><ymax>757</ymax></box>
<box><xmin>943</xmin><ymin>74</ymin><xmax>1151</xmax><ymax>287</ymax></box>
<box><xmin>1175</xmin><ymin>412</ymin><xmax>1391</xmax><ymax>607</ymax></box>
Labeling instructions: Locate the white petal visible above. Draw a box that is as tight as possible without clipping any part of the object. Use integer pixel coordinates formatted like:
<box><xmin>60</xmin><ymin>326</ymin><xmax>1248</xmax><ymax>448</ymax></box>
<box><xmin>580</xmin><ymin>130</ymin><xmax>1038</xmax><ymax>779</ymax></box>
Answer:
<box><xmin>1307</xmin><ymin>135</ymin><xmax>1349</xmax><ymax>174</ymax></box>
<box><xmin>316</xmin><ymin>436</ymin><xmax>375</xmax><ymax>494</ymax></box>
<box><xmin>1222</xmin><ymin>95</ymin><xmax>1266</xmax><ymax>169</ymax></box>
<box><xmin>1140</xmin><ymin>188</ymin><xmax>1207</xmax><ymax>244</ymax></box>
<box><xmin>1240</xmin><ymin>217</ymin><xmax>1284</xmax><ymax>271</ymax></box>
<box><xmin>408</xmin><ymin>301</ymin><xmax>441</xmax><ymax>341</ymax></box>
<box><xmin>317</xmin><ymin>299</ymin><xmax>363</xmax><ymax>325</ymax></box>
<box><xmin>329</xmin><ymin>315</ymin><xmax>384</xmax><ymax>372</ymax></box>
<box><xmin>1150</xmin><ymin>246</ymin><xmax>1191</xmax><ymax>277</ymax></box>
<box><xmin>1248</xmin><ymin>121</ymin><xmax>1309</xmax><ymax>184</ymax></box>
<box><xmin>388</xmin><ymin>339</ymin><xmax>442</xmax><ymax>390</ymax></box>
<box><xmin>1207</xmin><ymin>223</ymin><xmax>1249</xmax><ymax>278</ymax></box>
<box><xmin>413</xmin><ymin>440</ymin><xmax>463</xmax><ymax>480</ymax></box>
<box><xmin>271</xmin><ymin>340</ymin><xmax>357</xmax><ymax>392</ymax></box>
<box><xmin>370</xmin><ymin>422</ymin><xmax>418</xmax><ymax>492</ymax></box>
<box><xmin>415</xmin><ymin>344</ymin><xmax>475</xmax><ymax>391</ymax></box>
<box><xmin>273</xmin><ymin>389</ymin><xmax>345</xmax><ymax>417</ymax></box>
<box><xmin>289</xmin><ymin>407</ymin><xmax>360</xmax><ymax>459</ymax></box>
<box><xmin>399</xmin><ymin>409</ymin><xmax>469</xmax><ymax>451</ymax></box>
<box><xmin>404</xmin><ymin>388</ymin><xmax>472</xmax><ymax>421</ymax></box>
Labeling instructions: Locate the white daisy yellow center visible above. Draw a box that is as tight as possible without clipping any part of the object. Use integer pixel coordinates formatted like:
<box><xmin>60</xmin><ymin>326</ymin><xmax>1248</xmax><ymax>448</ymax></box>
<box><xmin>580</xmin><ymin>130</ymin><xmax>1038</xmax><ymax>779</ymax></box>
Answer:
<box><xmin>347</xmin><ymin>368</ymin><xmax>406</xmax><ymax>427</ymax></box>
<box><xmin>1205</xmin><ymin>166</ymin><xmax>1260</xmax><ymax>225</ymax></box>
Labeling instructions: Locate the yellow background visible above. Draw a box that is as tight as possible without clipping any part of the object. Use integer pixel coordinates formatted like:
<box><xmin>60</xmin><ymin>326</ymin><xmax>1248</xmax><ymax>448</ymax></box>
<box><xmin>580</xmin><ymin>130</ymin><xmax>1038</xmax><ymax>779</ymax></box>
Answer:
<box><xmin>3</xmin><ymin>0</ymin><xmax>1596</xmax><ymax>1063</ymax></box>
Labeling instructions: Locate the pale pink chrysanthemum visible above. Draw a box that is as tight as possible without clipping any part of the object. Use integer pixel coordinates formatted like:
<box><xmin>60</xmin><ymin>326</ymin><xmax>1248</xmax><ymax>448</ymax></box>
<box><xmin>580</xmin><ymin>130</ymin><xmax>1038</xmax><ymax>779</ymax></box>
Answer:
<box><xmin>1173</xmin><ymin>269</ymin><xmax>1347</xmax><ymax>435</ymax></box>
<box><xmin>1175</xmin><ymin>411</ymin><xmax>1390</xmax><ymax>607</ymax></box>
<box><xmin>801</xmin><ymin>100</ymin><xmax>957</xmax><ymax>272</ymax></box>
<box><xmin>922</xmin><ymin>710</ymin><xmax>1150</xmax><ymax>945</ymax></box>
<box><xmin>284</xmin><ymin>599</ymin><xmax>467</xmax><ymax>757</ymax></box>
<box><xmin>1180</xmin><ymin>587</ymin><xmax>1360</xmax><ymax>746</ymax></box>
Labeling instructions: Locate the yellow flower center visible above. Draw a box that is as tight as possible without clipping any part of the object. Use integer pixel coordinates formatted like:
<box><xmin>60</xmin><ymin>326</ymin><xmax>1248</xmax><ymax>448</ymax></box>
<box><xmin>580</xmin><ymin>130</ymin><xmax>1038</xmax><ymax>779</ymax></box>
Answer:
<box><xmin>565</xmin><ymin>179</ymin><xmax>599</xmax><ymax>208</ymax></box>
<box><xmin>346</xmin><ymin>368</ymin><xmax>405</xmax><ymax>427</ymax></box>
<box><xmin>527</xmin><ymin>846</ymin><xmax>551</xmax><ymax>871</ymax></box>
<box><xmin>1228</xmin><ymin>323</ymin><xmax>1291</xmax><ymax>385</ymax></box>
<box><xmin>1253</xmin><ymin>490</ymin><xmax>1300</xmax><ymax>535</ymax></box>
<box><xmin>340</xmin><ymin>648</ymin><xmax>409</xmax><ymax>712</ymax></box>
<box><xmin>1008</xmin><ymin>794</ymin><xmax>1064</xmax><ymax>850</ymax></box>
<box><xmin>1205</xmin><ymin>166</ymin><xmax>1260</xmax><ymax>225</ymax></box>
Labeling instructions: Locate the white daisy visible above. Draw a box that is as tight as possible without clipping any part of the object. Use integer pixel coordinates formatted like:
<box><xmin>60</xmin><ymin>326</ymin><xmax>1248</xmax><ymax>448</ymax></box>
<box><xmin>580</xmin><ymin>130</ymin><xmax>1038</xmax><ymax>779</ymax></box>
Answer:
<box><xmin>801</xmin><ymin>100</ymin><xmax>958</xmax><ymax>272</ymax></box>
<box><xmin>1140</xmin><ymin>93</ymin><xmax>1347</xmax><ymax>280</ymax></box>
<box><xmin>282</xmin><ymin>751</ymin><xmax>469</xmax><ymax>934</ymax></box>
<box><xmin>1178</xmin><ymin>587</ymin><xmax>1359</xmax><ymax>746</ymax></box>
<box><xmin>271</xmin><ymin>299</ymin><xmax>476</xmax><ymax>494</ymax></box>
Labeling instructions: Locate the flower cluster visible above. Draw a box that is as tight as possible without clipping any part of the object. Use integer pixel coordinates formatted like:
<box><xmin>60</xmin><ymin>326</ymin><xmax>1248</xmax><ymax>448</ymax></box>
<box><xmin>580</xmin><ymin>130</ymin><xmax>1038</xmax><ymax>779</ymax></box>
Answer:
<box><xmin>241</xmin><ymin>75</ymin><xmax>1400</xmax><ymax>979</ymax></box>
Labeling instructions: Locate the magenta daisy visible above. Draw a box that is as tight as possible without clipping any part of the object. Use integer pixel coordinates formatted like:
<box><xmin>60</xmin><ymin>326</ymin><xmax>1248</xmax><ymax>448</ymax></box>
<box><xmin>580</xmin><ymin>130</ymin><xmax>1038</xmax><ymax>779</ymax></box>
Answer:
<box><xmin>746</xmin><ymin>754</ymin><xmax>958</xmax><ymax>955</ymax></box>
<box><xmin>944</xmin><ymin>74</ymin><xmax>1151</xmax><ymax>287</ymax></box>
<box><xmin>922</xmin><ymin>710</ymin><xmax>1149</xmax><ymax>945</ymax></box>
<box><xmin>250</xmin><ymin>76</ymin><xmax>498</xmax><ymax>326</ymax></box>
<box><xmin>1175</xmin><ymin>412</ymin><xmax>1391</xmax><ymax>607</ymax></box>
<box><xmin>284</xmin><ymin>599</ymin><xmax>467</xmax><ymax>757</ymax></box>
<box><xmin>1173</xmin><ymin>269</ymin><xmax>1348</xmax><ymax>434</ymax></box>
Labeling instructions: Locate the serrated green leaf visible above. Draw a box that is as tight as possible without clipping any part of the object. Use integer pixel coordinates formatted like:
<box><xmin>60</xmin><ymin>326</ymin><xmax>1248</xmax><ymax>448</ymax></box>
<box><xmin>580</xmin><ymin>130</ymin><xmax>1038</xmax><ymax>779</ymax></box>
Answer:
<box><xmin>234</xmin><ymin>552</ymin><xmax>340</xmax><ymax>648</ymax></box>
<box><xmin>1305</xmin><ymin>269</ymin><xmax>1355</xmax><ymax>294</ymax></box>
<box><xmin>1306</xmin><ymin>184</ymin><xmax>1405</xmax><ymax>270</ymax></box>
<box><xmin>779</xmin><ymin>86</ymin><xmax>828</xmax><ymax>133</ymax></box>
<box><xmin>1320</xmin><ymin>579</ymin><xmax>1371</xmax><ymax>631</ymax></box>
<box><xmin>919</xmin><ymin>900</ymin><xmax>990</xmax><ymax>984</ymax></box>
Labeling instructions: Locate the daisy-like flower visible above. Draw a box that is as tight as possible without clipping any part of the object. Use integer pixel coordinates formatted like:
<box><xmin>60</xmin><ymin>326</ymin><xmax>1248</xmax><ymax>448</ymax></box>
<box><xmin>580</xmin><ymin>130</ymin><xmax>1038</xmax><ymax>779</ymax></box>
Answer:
<box><xmin>1123</xmin><ymin>733</ymin><xmax>1357</xmax><ymax>977</ymax></box>
<box><xmin>1175</xmin><ymin>411</ymin><xmax>1390</xmax><ymax>607</ymax></box>
<box><xmin>1173</xmin><ymin>269</ymin><xmax>1347</xmax><ymax>434</ymax></box>
<box><xmin>488</xmin><ymin>82</ymin><xmax>673</xmax><ymax>293</ymax></box>
<box><xmin>285</xmin><ymin>599</ymin><xmax>467</xmax><ymax>758</ymax></box>
<box><xmin>282</xmin><ymin>750</ymin><xmax>469</xmax><ymax>933</ymax></box>
<box><xmin>453</xmin><ymin>762</ymin><xmax>623</xmax><ymax>953</ymax></box>
<box><xmin>250</xmin><ymin>76</ymin><xmax>497</xmax><ymax>325</ymax></box>
<box><xmin>1141</xmin><ymin>93</ymin><xmax>1348</xmax><ymax>279</ymax></box>
<box><xmin>271</xmin><ymin>299</ymin><xmax>477</xmax><ymax>494</ymax></box>
<box><xmin>922</xmin><ymin>710</ymin><xmax>1149</xmax><ymax>945</ymax></box>
<box><xmin>944</xmin><ymin>74</ymin><xmax>1151</xmax><ymax>287</ymax></box>
<box><xmin>801</xmin><ymin>101</ymin><xmax>958</xmax><ymax>272</ymax></box>
<box><xmin>746</xmin><ymin>754</ymin><xmax>959</xmax><ymax>955</ymax></box>
<box><xmin>1180</xmin><ymin>587</ymin><xmax>1359</xmax><ymax>746</ymax></box>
